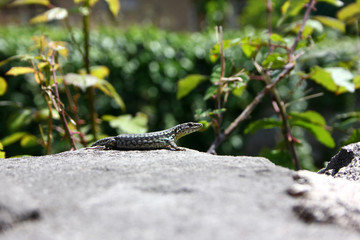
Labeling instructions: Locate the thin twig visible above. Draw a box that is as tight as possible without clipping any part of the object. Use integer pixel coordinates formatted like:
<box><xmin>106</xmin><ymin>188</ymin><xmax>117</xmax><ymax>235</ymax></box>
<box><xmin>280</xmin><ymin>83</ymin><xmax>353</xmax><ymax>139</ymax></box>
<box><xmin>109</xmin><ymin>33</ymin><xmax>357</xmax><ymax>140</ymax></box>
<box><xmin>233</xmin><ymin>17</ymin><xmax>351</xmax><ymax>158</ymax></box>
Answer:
<box><xmin>50</xmin><ymin>51</ymin><xmax>77</xmax><ymax>150</ymax></box>
<box><xmin>207</xmin><ymin>0</ymin><xmax>316</xmax><ymax>158</ymax></box>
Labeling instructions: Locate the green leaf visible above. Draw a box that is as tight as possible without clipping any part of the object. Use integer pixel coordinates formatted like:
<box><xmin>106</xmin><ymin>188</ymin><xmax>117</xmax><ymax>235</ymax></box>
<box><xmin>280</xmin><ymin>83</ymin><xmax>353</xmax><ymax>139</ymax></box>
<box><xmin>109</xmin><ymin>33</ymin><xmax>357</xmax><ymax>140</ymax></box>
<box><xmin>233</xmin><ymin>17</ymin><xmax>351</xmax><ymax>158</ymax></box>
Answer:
<box><xmin>0</xmin><ymin>142</ymin><xmax>4</xmax><ymax>158</ymax></box>
<box><xmin>30</xmin><ymin>7</ymin><xmax>68</xmax><ymax>24</ymax></box>
<box><xmin>2</xmin><ymin>132</ymin><xmax>27</xmax><ymax>146</ymax></box>
<box><xmin>317</xmin><ymin>0</ymin><xmax>344</xmax><ymax>7</ymax></box>
<box><xmin>20</xmin><ymin>135</ymin><xmax>38</xmax><ymax>147</ymax></box>
<box><xmin>232</xmin><ymin>82</ymin><xmax>247</xmax><ymax>97</ymax></box>
<box><xmin>0</xmin><ymin>55</ymin><xmax>25</xmax><ymax>68</ymax></box>
<box><xmin>241</xmin><ymin>37</ymin><xmax>258</xmax><ymax>58</ymax></box>
<box><xmin>290</xmin><ymin>111</ymin><xmax>326</xmax><ymax>125</ymax></box>
<box><xmin>177</xmin><ymin>74</ymin><xmax>207</xmax><ymax>99</ymax></box>
<box><xmin>104</xmin><ymin>0</ymin><xmax>120</xmax><ymax>18</ymax></box>
<box><xmin>326</xmin><ymin>67</ymin><xmax>354</xmax><ymax>93</ymax></box>
<box><xmin>289</xmin><ymin>111</ymin><xmax>335</xmax><ymax>148</ymax></box>
<box><xmin>9</xmin><ymin>0</ymin><xmax>50</xmax><ymax>6</ymax></box>
<box><xmin>65</xmin><ymin>73</ymin><xmax>98</xmax><ymax>91</ymax></box>
<box><xmin>102</xmin><ymin>113</ymin><xmax>148</xmax><ymax>134</ymax></box>
<box><xmin>262</xmin><ymin>53</ymin><xmax>288</xmax><ymax>69</ymax></box>
<box><xmin>313</xmin><ymin>16</ymin><xmax>345</xmax><ymax>32</ymax></box>
<box><xmin>65</xmin><ymin>73</ymin><xmax>125</xmax><ymax>111</ymax></box>
<box><xmin>309</xmin><ymin>66</ymin><xmax>354</xmax><ymax>94</ymax></box>
<box><xmin>337</xmin><ymin>3</ymin><xmax>360</xmax><ymax>21</ymax></box>
<box><xmin>210</xmin><ymin>38</ymin><xmax>241</xmax><ymax>62</ymax></box>
<box><xmin>9</xmin><ymin>109</ymin><xmax>33</xmax><ymax>131</ymax></box>
<box><xmin>0</xmin><ymin>77</ymin><xmax>7</xmax><ymax>96</ymax></box>
<box><xmin>270</xmin><ymin>33</ymin><xmax>285</xmax><ymax>43</ymax></box>
<box><xmin>74</xmin><ymin>0</ymin><xmax>99</xmax><ymax>6</ymax></box>
<box><xmin>244</xmin><ymin>118</ymin><xmax>282</xmax><ymax>134</ymax></box>
<box><xmin>90</xmin><ymin>65</ymin><xmax>110</xmax><ymax>79</ymax></box>
<box><xmin>6</xmin><ymin>67</ymin><xmax>35</xmax><ymax>76</ymax></box>
<box><xmin>96</xmin><ymin>79</ymin><xmax>126</xmax><ymax>112</ymax></box>
<box><xmin>343</xmin><ymin>129</ymin><xmax>360</xmax><ymax>146</ymax></box>
<box><xmin>203</xmin><ymin>85</ymin><xmax>218</xmax><ymax>100</ymax></box>
<box><xmin>208</xmin><ymin>108</ymin><xmax>226</xmax><ymax>116</ymax></box>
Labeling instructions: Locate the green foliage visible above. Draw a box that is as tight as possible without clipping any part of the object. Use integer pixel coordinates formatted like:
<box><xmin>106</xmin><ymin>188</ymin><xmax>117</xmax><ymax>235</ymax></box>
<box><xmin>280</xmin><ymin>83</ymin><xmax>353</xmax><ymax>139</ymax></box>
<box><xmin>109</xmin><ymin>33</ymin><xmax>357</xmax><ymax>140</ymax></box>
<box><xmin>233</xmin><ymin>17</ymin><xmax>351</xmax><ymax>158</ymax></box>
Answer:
<box><xmin>177</xmin><ymin>74</ymin><xmax>207</xmax><ymax>99</ymax></box>
<box><xmin>177</xmin><ymin>0</ymin><xmax>360</xmax><ymax>170</ymax></box>
<box><xmin>0</xmin><ymin>142</ymin><xmax>4</xmax><ymax>158</ymax></box>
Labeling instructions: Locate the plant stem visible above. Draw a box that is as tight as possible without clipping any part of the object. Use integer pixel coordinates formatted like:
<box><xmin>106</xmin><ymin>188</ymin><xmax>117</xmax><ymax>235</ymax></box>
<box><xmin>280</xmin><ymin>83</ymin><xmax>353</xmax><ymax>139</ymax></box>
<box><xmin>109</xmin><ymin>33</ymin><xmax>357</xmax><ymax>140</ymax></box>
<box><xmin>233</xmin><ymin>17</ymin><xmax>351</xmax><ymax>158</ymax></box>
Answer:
<box><xmin>265</xmin><ymin>0</ymin><xmax>300</xmax><ymax>169</ymax></box>
<box><xmin>50</xmin><ymin>52</ymin><xmax>77</xmax><ymax>150</ymax></box>
<box><xmin>207</xmin><ymin>62</ymin><xmax>295</xmax><ymax>154</ymax></box>
<box><xmin>207</xmin><ymin>0</ymin><xmax>316</xmax><ymax>158</ymax></box>
<box><xmin>83</xmin><ymin>0</ymin><xmax>98</xmax><ymax>141</ymax></box>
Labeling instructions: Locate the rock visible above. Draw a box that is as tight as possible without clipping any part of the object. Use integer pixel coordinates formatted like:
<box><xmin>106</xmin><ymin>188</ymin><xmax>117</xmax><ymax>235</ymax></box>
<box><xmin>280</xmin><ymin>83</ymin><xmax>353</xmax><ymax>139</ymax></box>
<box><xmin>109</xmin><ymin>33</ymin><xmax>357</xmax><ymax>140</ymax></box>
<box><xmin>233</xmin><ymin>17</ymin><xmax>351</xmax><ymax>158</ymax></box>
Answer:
<box><xmin>288</xmin><ymin>170</ymin><xmax>360</xmax><ymax>230</ymax></box>
<box><xmin>0</xmin><ymin>148</ymin><xmax>358</xmax><ymax>240</ymax></box>
<box><xmin>318</xmin><ymin>142</ymin><xmax>360</xmax><ymax>181</ymax></box>
<box><xmin>0</xmin><ymin>174</ymin><xmax>40</xmax><ymax>231</ymax></box>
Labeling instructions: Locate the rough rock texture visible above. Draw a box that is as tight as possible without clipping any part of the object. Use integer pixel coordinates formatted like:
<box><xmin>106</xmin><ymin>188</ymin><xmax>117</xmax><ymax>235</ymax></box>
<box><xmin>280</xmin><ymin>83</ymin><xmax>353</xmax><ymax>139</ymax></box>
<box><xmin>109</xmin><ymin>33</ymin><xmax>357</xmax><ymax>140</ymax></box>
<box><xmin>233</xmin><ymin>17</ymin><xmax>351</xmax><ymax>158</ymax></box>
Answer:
<box><xmin>0</xmin><ymin>175</ymin><xmax>40</xmax><ymax>231</ymax></box>
<box><xmin>0</xmin><ymin>148</ymin><xmax>359</xmax><ymax>239</ymax></box>
<box><xmin>288</xmin><ymin>142</ymin><xmax>360</xmax><ymax>232</ymax></box>
<box><xmin>318</xmin><ymin>142</ymin><xmax>360</xmax><ymax>181</ymax></box>
<box><xmin>288</xmin><ymin>170</ymin><xmax>360</xmax><ymax>231</ymax></box>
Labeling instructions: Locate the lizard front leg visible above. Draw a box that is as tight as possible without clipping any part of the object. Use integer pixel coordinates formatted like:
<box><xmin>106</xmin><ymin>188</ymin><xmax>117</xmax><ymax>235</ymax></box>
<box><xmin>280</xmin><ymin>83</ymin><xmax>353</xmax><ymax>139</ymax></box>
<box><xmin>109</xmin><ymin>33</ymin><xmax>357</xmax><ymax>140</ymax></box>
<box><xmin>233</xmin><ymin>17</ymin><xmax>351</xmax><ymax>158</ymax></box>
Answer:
<box><xmin>169</xmin><ymin>140</ymin><xmax>185</xmax><ymax>151</ymax></box>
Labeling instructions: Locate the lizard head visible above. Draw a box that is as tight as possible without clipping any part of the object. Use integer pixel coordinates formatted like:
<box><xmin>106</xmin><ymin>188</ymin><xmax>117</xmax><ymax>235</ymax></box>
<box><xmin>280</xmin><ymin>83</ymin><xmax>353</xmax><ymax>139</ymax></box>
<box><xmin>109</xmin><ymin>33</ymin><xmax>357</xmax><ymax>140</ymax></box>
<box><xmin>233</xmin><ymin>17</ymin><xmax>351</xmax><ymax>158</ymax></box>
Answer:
<box><xmin>174</xmin><ymin>122</ymin><xmax>203</xmax><ymax>141</ymax></box>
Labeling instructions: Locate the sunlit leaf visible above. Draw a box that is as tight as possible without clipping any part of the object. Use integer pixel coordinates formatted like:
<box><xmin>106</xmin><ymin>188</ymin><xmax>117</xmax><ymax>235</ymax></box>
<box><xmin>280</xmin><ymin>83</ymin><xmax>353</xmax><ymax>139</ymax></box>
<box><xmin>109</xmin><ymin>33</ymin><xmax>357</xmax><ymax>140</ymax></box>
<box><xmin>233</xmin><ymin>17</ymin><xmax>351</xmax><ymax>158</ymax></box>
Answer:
<box><xmin>313</xmin><ymin>16</ymin><xmax>345</xmax><ymax>32</ymax></box>
<box><xmin>105</xmin><ymin>0</ymin><xmax>120</xmax><ymax>18</ymax></box>
<box><xmin>96</xmin><ymin>79</ymin><xmax>126</xmax><ymax>112</ymax></box>
<box><xmin>30</xmin><ymin>7</ymin><xmax>68</xmax><ymax>24</ymax></box>
<box><xmin>177</xmin><ymin>74</ymin><xmax>207</xmax><ymax>99</ymax></box>
<box><xmin>90</xmin><ymin>66</ymin><xmax>110</xmax><ymax>79</ymax></box>
<box><xmin>2</xmin><ymin>132</ymin><xmax>27</xmax><ymax>146</ymax></box>
<box><xmin>262</xmin><ymin>52</ymin><xmax>288</xmax><ymax>69</ymax></box>
<box><xmin>241</xmin><ymin>37</ymin><xmax>257</xmax><ymax>58</ymax></box>
<box><xmin>9</xmin><ymin>0</ymin><xmax>50</xmax><ymax>6</ymax></box>
<box><xmin>309</xmin><ymin>66</ymin><xmax>338</xmax><ymax>92</ymax></box>
<box><xmin>289</xmin><ymin>111</ymin><xmax>335</xmax><ymax>148</ymax></box>
<box><xmin>337</xmin><ymin>3</ymin><xmax>360</xmax><ymax>21</ymax></box>
<box><xmin>102</xmin><ymin>113</ymin><xmax>148</xmax><ymax>134</ymax></box>
<box><xmin>210</xmin><ymin>38</ymin><xmax>241</xmax><ymax>62</ymax></box>
<box><xmin>270</xmin><ymin>33</ymin><xmax>285</xmax><ymax>43</ymax></box>
<box><xmin>281</xmin><ymin>1</ymin><xmax>290</xmax><ymax>15</ymax></box>
<box><xmin>0</xmin><ymin>142</ymin><xmax>4</xmax><ymax>158</ymax></box>
<box><xmin>232</xmin><ymin>82</ymin><xmax>247</xmax><ymax>97</ymax></box>
<box><xmin>6</xmin><ymin>67</ymin><xmax>35</xmax><ymax>76</ymax></box>
<box><xmin>290</xmin><ymin>111</ymin><xmax>326</xmax><ymax>125</ymax></box>
<box><xmin>326</xmin><ymin>67</ymin><xmax>354</xmax><ymax>93</ymax></box>
<box><xmin>20</xmin><ymin>134</ymin><xmax>38</xmax><ymax>147</ymax></box>
<box><xmin>244</xmin><ymin>118</ymin><xmax>282</xmax><ymax>134</ymax></box>
<box><xmin>74</xmin><ymin>0</ymin><xmax>99</xmax><ymax>6</ymax></box>
<box><xmin>49</xmin><ymin>41</ymin><xmax>69</xmax><ymax>58</ymax></box>
<box><xmin>279</xmin><ymin>0</ymin><xmax>308</xmax><ymax>24</ymax></box>
<box><xmin>0</xmin><ymin>77</ymin><xmax>7</xmax><ymax>96</ymax></box>
<box><xmin>317</xmin><ymin>0</ymin><xmax>344</xmax><ymax>7</ymax></box>
<box><xmin>64</xmin><ymin>73</ymin><xmax>98</xmax><ymax>91</ymax></box>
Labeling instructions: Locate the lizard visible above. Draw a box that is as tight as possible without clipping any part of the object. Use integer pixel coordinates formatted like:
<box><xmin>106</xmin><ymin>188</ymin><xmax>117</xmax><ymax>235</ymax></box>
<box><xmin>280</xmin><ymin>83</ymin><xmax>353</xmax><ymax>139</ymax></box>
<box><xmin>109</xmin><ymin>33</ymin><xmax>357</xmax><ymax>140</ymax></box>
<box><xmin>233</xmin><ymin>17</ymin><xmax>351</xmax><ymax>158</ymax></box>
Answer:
<box><xmin>90</xmin><ymin>122</ymin><xmax>203</xmax><ymax>151</ymax></box>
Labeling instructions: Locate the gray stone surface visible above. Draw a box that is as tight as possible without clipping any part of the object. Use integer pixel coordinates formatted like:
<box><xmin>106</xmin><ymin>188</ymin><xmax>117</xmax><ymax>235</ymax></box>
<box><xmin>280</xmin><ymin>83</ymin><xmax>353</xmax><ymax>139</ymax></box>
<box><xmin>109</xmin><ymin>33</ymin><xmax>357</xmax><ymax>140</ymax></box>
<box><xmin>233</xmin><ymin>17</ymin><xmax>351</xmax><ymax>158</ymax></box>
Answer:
<box><xmin>318</xmin><ymin>142</ymin><xmax>360</xmax><ymax>180</ymax></box>
<box><xmin>289</xmin><ymin>170</ymin><xmax>360</xmax><ymax>230</ymax></box>
<box><xmin>0</xmin><ymin>148</ymin><xmax>359</xmax><ymax>240</ymax></box>
<box><xmin>288</xmin><ymin>143</ymin><xmax>360</xmax><ymax>231</ymax></box>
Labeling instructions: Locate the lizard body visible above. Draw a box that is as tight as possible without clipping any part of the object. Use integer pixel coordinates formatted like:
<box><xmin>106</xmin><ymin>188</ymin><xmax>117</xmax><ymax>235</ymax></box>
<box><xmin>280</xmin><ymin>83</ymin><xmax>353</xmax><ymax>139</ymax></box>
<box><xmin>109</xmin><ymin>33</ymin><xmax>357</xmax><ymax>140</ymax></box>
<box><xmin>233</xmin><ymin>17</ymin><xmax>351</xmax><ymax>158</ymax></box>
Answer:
<box><xmin>91</xmin><ymin>122</ymin><xmax>202</xmax><ymax>150</ymax></box>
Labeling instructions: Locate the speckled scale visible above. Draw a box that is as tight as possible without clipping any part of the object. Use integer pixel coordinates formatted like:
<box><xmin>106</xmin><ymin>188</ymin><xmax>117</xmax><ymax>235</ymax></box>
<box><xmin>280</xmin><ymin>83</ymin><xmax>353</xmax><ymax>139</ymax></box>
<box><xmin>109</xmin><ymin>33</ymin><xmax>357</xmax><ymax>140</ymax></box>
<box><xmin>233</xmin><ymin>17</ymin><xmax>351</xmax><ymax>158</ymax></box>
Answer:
<box><xmin>91</xmin><ymin>122</ymin><xmax>202</xmax><ymax>150</ymax></box>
